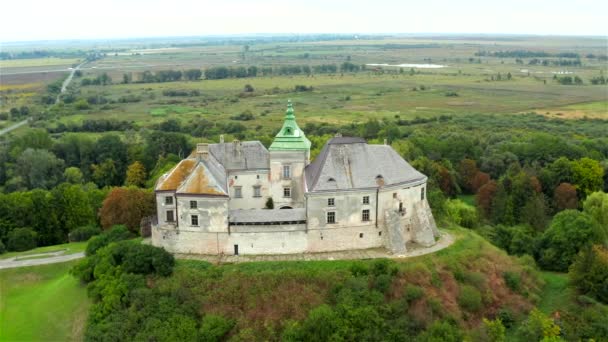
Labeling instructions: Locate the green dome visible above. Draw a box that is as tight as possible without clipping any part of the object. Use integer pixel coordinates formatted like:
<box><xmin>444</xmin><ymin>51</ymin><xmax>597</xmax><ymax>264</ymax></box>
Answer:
<box><xmin>269</xmin><ymin>100</ymin><xmax>311</xmax><ymax>151</ymax></box>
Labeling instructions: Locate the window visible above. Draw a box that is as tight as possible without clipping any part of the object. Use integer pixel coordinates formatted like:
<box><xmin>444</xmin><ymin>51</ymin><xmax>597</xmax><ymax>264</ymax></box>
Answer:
<box><xmin>399</xmin><ymin>202</ymin><xmax>404</xmax><ymax>213</ymax></box>
<box><xmin>359</xmin><ymin>233</ymin><xmax>364</xmax><ymax>238</ymax></box>
<box><xmin>327</xmin><ymin>211</ymin><xmax>336</xmax><ymax>224</ymax></box>
<box><xmin>362</xmin><ymin>209</ymin><xmax>370</xmax><ymax>222</ymax></box>
<box><xmin>191</xmin><ymin>215</ymin><xmax>198</xmax><ymax>226</ymax></box>
<box><xmin>190</xmin><ymin>200</ymin><xmax>197</xmax><ymax>209</ymax></box>
<box><xmin>166</xmin><ymin>210</ymin><xmax>174</xmax><ymax>222</ymax></box>
<box><xmin>234</xmin><ymin>186</ymin><xmax>242</xmax><ymax>198</ymax></box>
<box><xmin>378</xmin><ymin>231</ymin><xmax>382</xmax><ymax>236</ymax></box>
<box><xmin>234</xmin><ymin>175</ymin><xmax>238</xmax><ymax>180</ymax></box>
<box><xmin>421</xmin><ymin>187</ymin><xmax>425</xmax><ymax>200</ymax></box>
<box><xmin>328</xmin><ymin>198</ymin><xmax>335</xmax><ymax>206</ymax></box>
<box><xmin>283</xmin><ymin>187</ymin><xmax>291</xmax><ymax>198</ymax></box>
<box><xmin>253</xmin><ymin>186</ymin><xmax>261</xmax><ymax>198</ymax></box>
<box><xmin>165</xmin><ymin>196</ymin><xmax>173</xmax><ymax>205</ymax></box>
<box><xmin>363</xmin><ymin>196</ymin><xmax>369</xmax><ymax>204</ymax></box>
<box><xmin>256</xmin><ymin>174</ymin><xmax>260</xmax><ymax>179</ymax></box>
<box><xmin>283</xmin><ymin>165</ymin><xmax>291</xmax><ymax>179</ymax></box>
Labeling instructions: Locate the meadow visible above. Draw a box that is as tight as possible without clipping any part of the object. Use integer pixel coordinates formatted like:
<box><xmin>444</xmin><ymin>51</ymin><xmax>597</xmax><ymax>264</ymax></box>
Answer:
<box><xmin>0</xmin><ymin>260</ymin><xmax>90</xmax><ymax>341</ymax></box>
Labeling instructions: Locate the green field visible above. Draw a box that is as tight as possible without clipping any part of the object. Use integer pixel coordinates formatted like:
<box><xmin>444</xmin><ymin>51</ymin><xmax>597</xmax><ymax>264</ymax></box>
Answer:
<box><xmin>0</xmin><ymin>260</ymin><xmax>89</xmax><ymax>341</ymax></box>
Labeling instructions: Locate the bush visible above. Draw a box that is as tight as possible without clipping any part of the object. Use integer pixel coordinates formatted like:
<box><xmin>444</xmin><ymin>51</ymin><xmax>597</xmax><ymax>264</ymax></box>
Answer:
<box><xmin>458</xmin><ymin>285</ymin><xmax>483</xmax><ymax>312</ymax></box>
<box><xmin>119</xmin><ymin>243</ymin><xmax>175</xmax><ymax>277</ymax></box>
<box><xmin>445</xmin><ymin>199</ymin><xmax>478</xmax><ymax>228</ymax></box>
<box><xmin>569</xmin><ymin>245</ymin><xmax>608</xmax><ymax>304</ymax></box>
<box><xmin>85</xmin><ymin>225</ymin><xmax>132</xmax><ymax>256</ymax></box>
<box><xmin>69</xmin><ymin>225</ymin><xmax>101</xmax><ymax>242</ymax></box>
<box><xmin>7</xmin><ymin>228</ymin><xmax>38</xmax><ymax>252</ymax></box>
<box><xmin>503</xmin><ymin>271</ymin><xmax>522</xmax><ymax>292</ymax></box>
<box><xmin>417</xmin><ymin>320</ymin><xmax>464</xmax><ymax>342</ymax></box>
<box><xmin>404</xmin><ymin>284</ymin><xmax>424</xmax><ymax>302</ymax></box>
<box><xmin>200</xmin><ymin>314</ymin><xmax>235</xmax><ymax>342</ymax></box>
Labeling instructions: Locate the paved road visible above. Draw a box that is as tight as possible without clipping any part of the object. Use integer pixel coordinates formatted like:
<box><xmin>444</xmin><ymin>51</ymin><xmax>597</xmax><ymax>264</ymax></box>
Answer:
<box><xmin>0</xmin><ymin>252</ymin><xmax>85</xmax><ymax>270</ymax></box>
<box><xmin>56</xmin><ymin>61</ymin><xmax>86</xmax><ymax>104</ymax></box>
<box><xmin>0</xmin><ymin>119</ymin><xmax>29</xmax><ymax>136</ymax></box>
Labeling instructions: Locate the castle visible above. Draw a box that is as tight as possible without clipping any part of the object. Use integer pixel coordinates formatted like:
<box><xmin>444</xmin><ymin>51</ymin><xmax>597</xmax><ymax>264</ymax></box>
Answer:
<box><xmin>152</xmin><ymin>101</ymin><xmax>439</xmax><ymax>255</ymax></box>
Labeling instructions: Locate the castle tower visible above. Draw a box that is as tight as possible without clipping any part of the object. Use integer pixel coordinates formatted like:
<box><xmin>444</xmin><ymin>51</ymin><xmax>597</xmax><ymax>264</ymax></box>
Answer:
<box><xmin>268</xmin><ymin>100</ymin><xmax>311</xmax><ymax>209</ymax></box>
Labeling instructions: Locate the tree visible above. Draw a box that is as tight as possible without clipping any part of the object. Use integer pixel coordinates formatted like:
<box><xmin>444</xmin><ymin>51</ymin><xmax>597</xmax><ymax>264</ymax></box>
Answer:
<box><xmin>64</xmin><ymin>167</ymin><xmax>84</xmax><ymax>184</ymax></box>
<box><xmin>99</xmin><ymin>187</ymin><xmax>156</xmax><ymax>233</ymax></box>
<box><xmin>17</xmin><ymin>148</ymin><xmax>64</xmax><ymax>189</ymax></box>
<box><xmin>471</xmin><ymin>171</ymin><xmax>490</xmax><ymax>193</ymax></box>
<box><xmin>52</xmin><ymin>183</ymin><xmax>96</xmax><ymax>234</ymax></box>
<box><xmin>517</xmin><ymin>308</ymin><xmax>562</xmax><ymax>341</ymax></box>
<box><xmin>125</xmin><ymin>161</ymin><xmax>147</xmax><ymax>187</ymax></box>
<box><xmin>92</xmin><ymin>159</ymin><xmax>120</xmax><ymax>188</ymax></box>
<box><xmin>184</xmin><ymin>69</ymin><xmax>202</xmax><ymax>81</ymax></box>
<box><xmin>583</xmin><ymin>191</ymin><xmax>608</xmax><ymax>229</ymax></box>
<box><xmin>554</xmin><ymin>182</ymin><xmax>578</xmax><ymax>211</ymax></box>
<box><xmin>569</xmin><ymin>245</ymin><xmax>608</xmax><ymax>304</ymax></box>
<box><xmin>7</xmin><ymin>227</ymin><xmax>37</xmax><ymax>251</ymax></box>
<box><xmin>572</xmin><ymin>157</ymin><xmax>604</xmax><ymax>196</ymax></box>
<box><xmin>476</xmin><ymin>180</ymin><xmax>498</xmax><ymax>219</ymax></box>
<box><xmin>458</xmin><ymin>159</ymin><xmax>479</xmax><ymax>193</ymax></box>
<box><xmin>537</xmin><ymin>210</ymin><xmax>600</xmax><ymax>271</ymax></box>
<box><xmin>243</xmin><ymin>84</ymin><xmax>254</xmax><ymax>92</ymax></box>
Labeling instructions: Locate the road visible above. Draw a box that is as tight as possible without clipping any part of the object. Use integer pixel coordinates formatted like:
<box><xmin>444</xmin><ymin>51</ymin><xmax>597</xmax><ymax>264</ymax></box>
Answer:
<box><xmin>0</xmin><ymin>252</ymin><xmax>85</xmax><ymax>270</ymax></box>
<box><xmin>0</xmin><ymin>119</ymin><xmax>29</xmax><ymax>136</ymax></box>
<box><xmin>56</xmin><ymin>61</ymin><xmax>86</xmax><ymax>104</ymax></box>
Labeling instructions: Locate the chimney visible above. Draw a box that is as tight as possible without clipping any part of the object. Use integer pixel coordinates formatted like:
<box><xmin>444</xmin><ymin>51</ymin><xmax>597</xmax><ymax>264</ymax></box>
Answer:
<box><xmin>220</xmin><ymin>134</ymin><xmax>224</xmax><ymax>144</ymax></box>
<box><xmin>233</xmin><ymin>140</ymin><xmax>242</xmax><ymax>156</ymax></box>
<box><xmin>196</xmin><ymin>143</ymin><xmax>209</xmax><ymax>160</ymax></box>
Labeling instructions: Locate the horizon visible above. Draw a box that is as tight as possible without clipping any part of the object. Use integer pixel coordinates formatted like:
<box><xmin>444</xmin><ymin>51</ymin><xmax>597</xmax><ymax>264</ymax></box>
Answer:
<box><xmin>1</xmin><ymin>0</ymin><xmax>607</xmax><ymax>43</ymax></box>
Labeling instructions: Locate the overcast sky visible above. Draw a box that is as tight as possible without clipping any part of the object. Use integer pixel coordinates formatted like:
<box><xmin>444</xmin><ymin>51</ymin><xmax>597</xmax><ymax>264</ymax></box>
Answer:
<box><xmin>1</xmin><ymin>0</ymin><xmax>606</xmax><ymax>42</ymax></box>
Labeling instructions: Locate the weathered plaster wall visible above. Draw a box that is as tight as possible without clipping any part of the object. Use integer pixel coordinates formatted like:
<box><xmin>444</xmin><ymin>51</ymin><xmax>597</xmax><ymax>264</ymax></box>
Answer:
<box><xmin>226</xmin><ymin>170</ymin><xmax>270</xmax><ymax>209</ymax></box>
<box><xmin>269</xmin><ymin>150</ymin><xmax>307</xmax><ymax>209</ymax></box>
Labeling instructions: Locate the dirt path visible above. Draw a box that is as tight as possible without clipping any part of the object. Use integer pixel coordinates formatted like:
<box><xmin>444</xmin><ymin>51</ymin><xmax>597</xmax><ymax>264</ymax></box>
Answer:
<box><xmin>0</xmin><ymin>252</ymin><xmax>84</xmax><ymax>270</ymax></box>
<box><xmin>55</xmin><ymin>61</ymin><xmax>86</xmax><ymax>104</ymax></box>
<box><xmin>0</xmin><ymin>119</ymin><xmax>29</xmax><ymax>136</ymax></box>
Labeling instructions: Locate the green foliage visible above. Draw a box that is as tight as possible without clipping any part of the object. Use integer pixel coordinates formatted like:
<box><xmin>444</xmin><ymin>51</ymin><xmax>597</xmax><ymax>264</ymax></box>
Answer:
<box><xmin>569</xmin><ymin>245</ymin><xmax>608</xmax><ymax>304</ymax></box>
<box><xmin>0</xmin><ymin>240</ymin><xmax>5</xmax><ymax>254</ymax></box>
<box><xmin>85</xmin><ymin>225</ymin><xmax>132</xmax><ymax>256</ymax></box>
<box><xmin>582</xmin><ymin>191</ymin><xmax>608</xmax><ymax>238</ymax></box>
<box><xmin>537</xmin><ymin>210</ymin><xmax>600</xmax><ymax>271</ymax></box>
<box><xmin>68</xmin><ymin>225</ymin><xmax>100</xmax><ymax>242</ymax></box>
<box><xmin>517</xmin><ymin>308</ymin><xmax>562</xmax><ymax>341</ymax></box>
<box><xmin>405</xmin><ymin>284</ymin><xmax>425</xmax><ymax>302</ymax></box>
<box><xmin>199</xmin><ymin>314</ymin><xmax>235</xmax><ymax>342</ymax></box>
<box><xmin>445</xmin><ymin>199</ymin><xmax>478</xmax><ymax>228</ymax></box>
<box><xmin>482</xmin><ymin>318</ymin><xmax>506</xmax><ymax>342</ymax></box>
<box><xmin>571</xmin><ymin>158</ymin><xmax>604</xmax><ymax>196</ymax></box>
<box><xmin>503</xmin><ymin>271</ymin><xmax>522</xmax><ymax>292</ymax></box>
<box><xmin>7</xmin><ymin>227</ymin><xmax>37</xmax><ymax>251</ymax></box>
<box><xmin>458</xmin><ymin>285</ymin><xmax>483</xmax><ymax>312</ymax></box>
<box><xmin>416</xmin><ymin>320</ymin><xmax>464</xmax><ymax>342</ymax></box>
<box><xmin>265</xmin><ymin>196</ymin><xmax>274</xmax><ymax>209</ymax></box>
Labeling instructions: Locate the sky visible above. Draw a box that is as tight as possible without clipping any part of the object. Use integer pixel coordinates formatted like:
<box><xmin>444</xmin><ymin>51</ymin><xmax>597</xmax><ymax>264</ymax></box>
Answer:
<box><xmin>1</xmin><ymin>0</ymin><xmax>607</xmax><ymax>42</ymax></box>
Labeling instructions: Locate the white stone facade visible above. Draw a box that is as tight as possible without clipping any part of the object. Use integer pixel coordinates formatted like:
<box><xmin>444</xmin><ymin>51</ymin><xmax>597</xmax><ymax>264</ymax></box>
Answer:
<box><xmin>152</xmin><ymin>103</ymin><xmax>438</xmax><ymax>256</ymax></box>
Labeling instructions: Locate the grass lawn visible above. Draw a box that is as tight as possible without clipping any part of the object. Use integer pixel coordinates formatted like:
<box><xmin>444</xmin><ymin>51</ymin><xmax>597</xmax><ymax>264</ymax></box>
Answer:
<box><xmin>0</xmin><ymin>241</ymin><xmax>88</xmax><ymax>260</ymax></box>
<box><xmin>457</xmin><ymin>194</ymin><xmax>476</xmax><ymax>206</ymax></box>
<box><xmin>0</xmin><ymin>260</ymin><xmax>89</xmax><ymax>341</ymax></box>
<box><xmin>537</xmin><ymin>271</ymin><xmax>571</xmax><ymax>315</ymax></box>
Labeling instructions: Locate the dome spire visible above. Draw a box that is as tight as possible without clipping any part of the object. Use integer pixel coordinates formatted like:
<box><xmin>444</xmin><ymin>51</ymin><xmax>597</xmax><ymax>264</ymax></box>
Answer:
<box><xmin>285</xmin><ymin>99</ymin><xmax>295</xmax><ymax>120</ymax></box>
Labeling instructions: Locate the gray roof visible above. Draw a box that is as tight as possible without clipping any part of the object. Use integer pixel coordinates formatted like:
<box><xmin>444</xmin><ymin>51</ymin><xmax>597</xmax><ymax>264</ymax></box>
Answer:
<box><xmin>209</xmin><ymin>141</ymin><xmax>269</xmax><ymax>171</ymax></box>
<box><xmin>305</xmin><ymin>137</ymin><xmax>426</xmax><ymax>192</ymax></box>
<box><xmin>229</xmin><ymin>208</ymin><xmax>306</xmax><ymax>223</ymax></box>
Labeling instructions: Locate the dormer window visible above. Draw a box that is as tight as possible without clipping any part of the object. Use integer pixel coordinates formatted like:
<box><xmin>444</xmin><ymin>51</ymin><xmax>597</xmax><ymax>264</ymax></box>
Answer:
<box><xmin>285</xmin><ymin>127</ymin><xmax>292</xmax><ymax>134</ymax></box>
<box><xmin>328</xmin><ymin>177</ymin><xmax>336</xmax><ymax>182</ymax></box>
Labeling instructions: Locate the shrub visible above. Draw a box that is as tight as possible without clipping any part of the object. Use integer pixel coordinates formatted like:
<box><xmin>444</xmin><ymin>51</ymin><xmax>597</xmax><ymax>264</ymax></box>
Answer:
<box><xmin>482</xmin><ymin>318</ymin><xmax>506</xmax><ymax>342</ymax></box>
<box><xmin>497</xmin><ymin>308</ymin><xmax>516</xmax><ymax>328</ymax></box>
<box><xmin>569</xmin><ymin>245</ymin><xmax>608</xmax><ymax>304</ymax></box>
<box><xmin>404</xmin><ymin>284</ymin><xmax>424</xmax><ymax>302</ymax></box>
<box><xmin>119</xmin><ymin>243</ymin><xmax>175</xmax><ymax>277</ymax></box>
<box><xmin>85</xmin><ymin>225</ymin><xmax>132</xmax><ymax>256</ymax></box>
<box><xmin>517</xmin><ymin>308</ymin><xmax>561</xmax><ymax>341</ymax></box>
<box><xmin>7</xmin><ymin>228</ymin><xmax>38</xmax><ymax>252</ymax></box>
<box><xmin>458</xmin><ymin>285</ymin><xmax>483</xmax><ymax>312</ymax></box>
<box><xmin>445</xmin><ymin>199</ymin><xmax>478</xmax><ymax>228</ymax></box>
<box><xmin>200</xmin><ymin>314</ymin><xmax>235</xmax><ymax>342</ymax></box>
<box><xmin>503</xmin><ymin>271</ymin><xmax>522</xmax><ymax>292</ymax></box>
<box><xmin>417</xmin><ymin>320</ymin><xmax>463</xmax><ymax>342</ymax></box>
<box><xmin>69</xmin><ymin>225</ymin><xmax>101</xmax><ymax>242</ymax></box>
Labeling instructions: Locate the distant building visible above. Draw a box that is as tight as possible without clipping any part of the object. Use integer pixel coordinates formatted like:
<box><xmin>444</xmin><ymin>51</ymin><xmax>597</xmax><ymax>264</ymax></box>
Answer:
<box><xmin>152</xmin><ymin>101</ymin><xmax>438</xmax><ymax>255</ymax></box>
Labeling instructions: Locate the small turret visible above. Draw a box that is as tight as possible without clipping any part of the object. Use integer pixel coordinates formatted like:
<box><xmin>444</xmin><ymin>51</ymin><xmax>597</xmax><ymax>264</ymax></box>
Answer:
<box><xmin>269</xmin><ymin>100</ymin><xmax>311</xmax><ymax>151</ymax></box>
